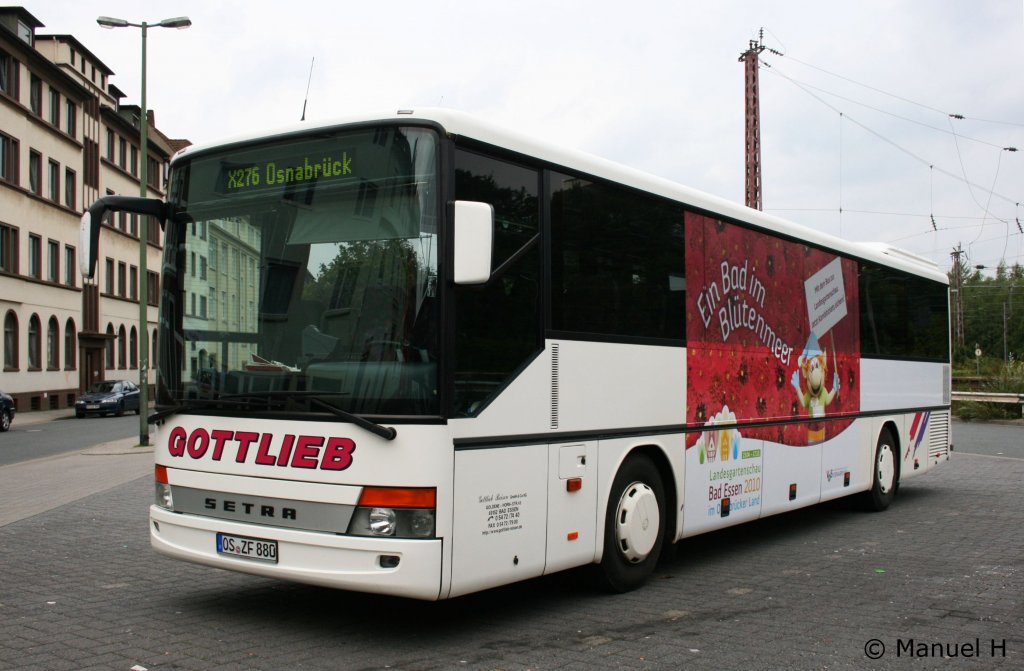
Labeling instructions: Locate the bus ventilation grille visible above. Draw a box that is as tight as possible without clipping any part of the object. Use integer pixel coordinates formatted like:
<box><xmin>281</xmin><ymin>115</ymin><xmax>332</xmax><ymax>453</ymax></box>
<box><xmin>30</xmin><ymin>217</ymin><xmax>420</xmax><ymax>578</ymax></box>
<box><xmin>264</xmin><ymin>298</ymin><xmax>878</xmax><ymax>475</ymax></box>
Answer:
<box><xmin>928</xmin><ymin>411</ymin><xmax>950</xmax><ymax>458</ymax></box>
<box><xmin>550</xmin><ymin>343</ymin><xmax>559</xmax><ymax>430</ymax></box>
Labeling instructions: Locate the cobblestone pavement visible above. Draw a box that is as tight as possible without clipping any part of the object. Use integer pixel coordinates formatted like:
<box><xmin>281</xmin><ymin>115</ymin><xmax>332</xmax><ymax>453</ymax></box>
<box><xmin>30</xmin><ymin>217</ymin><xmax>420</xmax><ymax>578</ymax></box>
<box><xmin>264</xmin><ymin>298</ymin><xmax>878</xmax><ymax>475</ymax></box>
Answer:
<box><xmin>1</xmin><ymin>451</ymin><xmax>1021</xmax><ymax>671</ymax></box>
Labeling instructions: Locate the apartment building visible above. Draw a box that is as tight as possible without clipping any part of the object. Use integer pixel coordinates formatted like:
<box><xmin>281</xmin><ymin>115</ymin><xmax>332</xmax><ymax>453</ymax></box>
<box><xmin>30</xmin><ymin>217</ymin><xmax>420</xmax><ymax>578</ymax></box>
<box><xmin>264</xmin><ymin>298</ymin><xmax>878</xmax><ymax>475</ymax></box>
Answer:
<box><xmin>0</xmin><ymin>6</ymin><xmax>187</xmax><ymax>411</ymax></box>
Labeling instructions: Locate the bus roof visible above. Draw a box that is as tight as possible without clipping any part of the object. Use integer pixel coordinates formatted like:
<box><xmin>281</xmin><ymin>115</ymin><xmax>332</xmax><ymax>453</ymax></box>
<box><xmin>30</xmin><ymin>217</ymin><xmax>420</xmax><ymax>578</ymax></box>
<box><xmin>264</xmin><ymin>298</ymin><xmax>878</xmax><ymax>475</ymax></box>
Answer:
<box><xmin>174</xmin><ymin>108</ymin><xmax>948</xmax><ymax>285</ymax></box>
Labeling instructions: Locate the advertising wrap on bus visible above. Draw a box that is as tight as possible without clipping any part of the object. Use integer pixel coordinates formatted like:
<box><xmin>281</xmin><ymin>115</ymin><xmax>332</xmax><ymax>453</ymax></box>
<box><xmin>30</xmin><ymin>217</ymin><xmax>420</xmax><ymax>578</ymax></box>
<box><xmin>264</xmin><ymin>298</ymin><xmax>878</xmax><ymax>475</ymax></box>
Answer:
<box><xmin>683</xmin><ymin>213</ymin><xmax>864</xmax><ymax>533</ymax></box>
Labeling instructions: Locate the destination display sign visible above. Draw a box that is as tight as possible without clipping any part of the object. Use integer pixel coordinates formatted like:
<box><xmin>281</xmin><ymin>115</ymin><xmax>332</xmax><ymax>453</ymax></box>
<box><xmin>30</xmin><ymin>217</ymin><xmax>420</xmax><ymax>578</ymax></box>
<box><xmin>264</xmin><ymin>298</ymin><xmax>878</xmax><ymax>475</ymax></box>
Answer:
<box><xmin>222</xmin><ymin>151</ymin><xmax>355</xmax><ymax>193</ymax></box>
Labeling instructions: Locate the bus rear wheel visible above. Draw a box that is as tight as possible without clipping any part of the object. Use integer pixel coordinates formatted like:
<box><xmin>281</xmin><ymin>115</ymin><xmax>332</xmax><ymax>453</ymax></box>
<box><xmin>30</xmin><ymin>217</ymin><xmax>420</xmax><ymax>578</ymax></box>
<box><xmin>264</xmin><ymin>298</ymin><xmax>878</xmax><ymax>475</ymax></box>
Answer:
<box><xmin>864</xmin><ymin>429</ymin><xmax>898</xmax><ymax>511</ymax></box>
<box><xmin>598</xmin><ymin>455</ymin><xmax>666</xmax><ymax>592</ymax></box>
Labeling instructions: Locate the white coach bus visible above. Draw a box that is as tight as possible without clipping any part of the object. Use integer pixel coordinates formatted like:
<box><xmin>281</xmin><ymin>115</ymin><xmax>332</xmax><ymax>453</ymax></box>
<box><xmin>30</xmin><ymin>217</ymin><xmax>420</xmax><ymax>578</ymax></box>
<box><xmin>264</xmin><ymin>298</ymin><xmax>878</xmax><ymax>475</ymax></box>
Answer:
<box><xmin>80</xmin><ymin>109</ymin><xmax>951</xmax><ymax>600</ymax></box>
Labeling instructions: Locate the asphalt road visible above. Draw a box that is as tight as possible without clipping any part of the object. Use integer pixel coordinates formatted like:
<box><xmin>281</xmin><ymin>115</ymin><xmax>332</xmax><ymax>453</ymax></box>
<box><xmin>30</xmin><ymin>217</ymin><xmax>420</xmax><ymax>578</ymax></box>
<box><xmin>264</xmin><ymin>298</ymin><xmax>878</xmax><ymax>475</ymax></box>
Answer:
<box><xmin>0</xmin><ymin>419</ymin><xmax>1021</xmax><ymax>670</ymax></box>
<box><xmin>0</xmin><ymin>413</ymin><xmax>141</xmax><ymax>467</ymax></box>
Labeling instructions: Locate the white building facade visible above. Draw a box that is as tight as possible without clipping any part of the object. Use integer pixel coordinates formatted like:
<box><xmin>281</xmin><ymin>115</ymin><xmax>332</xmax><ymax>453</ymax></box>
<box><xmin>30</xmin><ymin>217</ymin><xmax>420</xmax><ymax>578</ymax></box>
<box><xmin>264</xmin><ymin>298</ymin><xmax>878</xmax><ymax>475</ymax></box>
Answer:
<box><xmin>0</xmin><ymin>6</ymin><xmax>186</xmax><ymax>411</ymax></box>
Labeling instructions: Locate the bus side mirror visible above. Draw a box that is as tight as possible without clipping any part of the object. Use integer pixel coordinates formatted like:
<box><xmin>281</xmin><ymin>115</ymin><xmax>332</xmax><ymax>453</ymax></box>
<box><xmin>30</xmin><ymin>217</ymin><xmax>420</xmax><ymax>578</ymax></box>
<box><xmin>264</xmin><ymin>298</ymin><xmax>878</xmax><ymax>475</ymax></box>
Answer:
<box><xmin>79</xmin><ymin>196</ymin><xmax>168</xmax><ymax>279</ymax></box>
<box><xmin>453</xmin><ymin>200</ymin><xmax>494</xmax><ymax>285</ymax></box>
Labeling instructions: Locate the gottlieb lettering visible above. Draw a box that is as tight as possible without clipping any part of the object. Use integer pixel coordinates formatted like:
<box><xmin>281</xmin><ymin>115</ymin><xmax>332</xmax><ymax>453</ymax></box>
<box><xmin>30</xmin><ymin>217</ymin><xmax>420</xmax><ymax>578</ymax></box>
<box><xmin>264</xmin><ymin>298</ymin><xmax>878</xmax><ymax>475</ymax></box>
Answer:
<box><xmin>168</xmin><ymin>427</ymin><xmax>356</xmax><ymax>471</ymax></box>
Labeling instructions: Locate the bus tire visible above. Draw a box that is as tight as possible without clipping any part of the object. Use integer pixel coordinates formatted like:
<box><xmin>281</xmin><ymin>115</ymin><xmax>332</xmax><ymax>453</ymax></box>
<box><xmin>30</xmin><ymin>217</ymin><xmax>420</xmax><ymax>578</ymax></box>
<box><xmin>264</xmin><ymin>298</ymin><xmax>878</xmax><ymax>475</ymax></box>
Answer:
<box><xmin>598</xmin><ymin>455</ymin><xmax>666</xmax><ymax>592</ymax></box>
<box><xmin>864</xmin><ymin>428</ymin><xmax>898</xmax><ymax>512</ymax></box>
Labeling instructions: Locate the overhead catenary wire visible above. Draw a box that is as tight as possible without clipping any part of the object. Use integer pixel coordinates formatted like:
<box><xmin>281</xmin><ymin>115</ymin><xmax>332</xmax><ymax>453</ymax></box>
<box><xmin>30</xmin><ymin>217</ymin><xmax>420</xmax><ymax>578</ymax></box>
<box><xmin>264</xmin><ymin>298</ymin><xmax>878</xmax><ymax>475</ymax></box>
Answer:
<box><xmin>780</xmin><ymin>53</ymin><xmax>1024</xmax><ymax>128</ymax></box>
<box><xmin>751</xmin><ymin>40</ymin><xmax>1022</xmax><ymax>271</ymax></box>
<box><xmin>761</xmin><ymin>60</ymin><xmax>1020</xmax><ymax>215</ymax></box>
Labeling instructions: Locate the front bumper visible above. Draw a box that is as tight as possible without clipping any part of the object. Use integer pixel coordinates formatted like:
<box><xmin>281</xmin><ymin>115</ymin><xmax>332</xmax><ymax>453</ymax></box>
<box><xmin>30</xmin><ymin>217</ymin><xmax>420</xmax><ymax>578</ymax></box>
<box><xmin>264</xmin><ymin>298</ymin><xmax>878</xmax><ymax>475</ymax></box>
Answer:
<box><xmin>150</xmin><ymin>506</ymin><xmax>444</xmax><ymax>600</ymax></box>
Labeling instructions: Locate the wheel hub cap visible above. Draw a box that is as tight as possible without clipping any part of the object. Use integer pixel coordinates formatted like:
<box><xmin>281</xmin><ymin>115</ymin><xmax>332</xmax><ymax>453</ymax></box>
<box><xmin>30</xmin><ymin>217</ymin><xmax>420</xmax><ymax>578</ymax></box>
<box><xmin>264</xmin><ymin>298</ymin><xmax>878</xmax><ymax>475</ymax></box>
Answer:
<box><xmin>614</xmin><ymin>482</ymin><xmax>660</xmax><ymax>563</ymax></box>
<box><xmin>877</xmin><ymin>444</ymin><xmax>895</xmax><ymax>494</ymax></box>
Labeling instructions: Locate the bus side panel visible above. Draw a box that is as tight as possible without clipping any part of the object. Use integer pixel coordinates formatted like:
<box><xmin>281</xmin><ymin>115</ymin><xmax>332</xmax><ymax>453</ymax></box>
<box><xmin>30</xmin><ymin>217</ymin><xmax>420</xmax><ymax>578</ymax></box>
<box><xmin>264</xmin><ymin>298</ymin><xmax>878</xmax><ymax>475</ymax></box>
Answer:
<box><xmin>760</xmin><ymin>440</ymin><xmax>821</xmax><ymax>517</ymax></box>
<box><xmin>448</xmin><ymin>444</ymin><xmax>548</xmax><ymax>598</ymax></box>
<box><xmin>819</xmin><ymin>419</ymin><xmax>871</xmax><ymax>502</ymax></box>
<box><xmin>860</xmin><ymin>359</ymin><xmax>948</xmax><ymax>412</ymax></box>
<box><xmin>682</xmin><ymin>432</ymin><xmax>763</xmax><ymax>537</ymax></box>
<box><xmin>544</xmin><ymin>441</ymin><xmax>599</xmax><ymax>575</ymax></box>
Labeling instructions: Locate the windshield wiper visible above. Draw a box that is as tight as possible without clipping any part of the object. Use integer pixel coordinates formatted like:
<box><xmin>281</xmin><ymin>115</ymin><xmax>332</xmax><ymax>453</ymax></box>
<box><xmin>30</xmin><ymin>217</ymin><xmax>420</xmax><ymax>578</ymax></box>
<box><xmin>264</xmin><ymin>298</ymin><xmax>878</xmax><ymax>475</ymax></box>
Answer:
<box><xmin>150</xmin><ymin>392</ymin><xmax>399</xmax><ymax>441</ymax></box>
<box><xmin>220</xmin><ymin>391</ymin><xmax>398</xmax><ymax>441</ymax></box>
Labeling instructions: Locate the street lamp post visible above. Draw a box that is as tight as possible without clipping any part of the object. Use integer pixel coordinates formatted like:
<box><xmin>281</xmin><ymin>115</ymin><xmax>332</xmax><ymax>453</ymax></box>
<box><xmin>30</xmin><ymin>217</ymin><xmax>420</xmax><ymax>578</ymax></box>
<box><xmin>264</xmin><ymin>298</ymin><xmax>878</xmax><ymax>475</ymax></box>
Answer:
<box><xmin>97</xmin><ymin>15</ymin><xmax>190</xmax><ymax>446</ymax></box>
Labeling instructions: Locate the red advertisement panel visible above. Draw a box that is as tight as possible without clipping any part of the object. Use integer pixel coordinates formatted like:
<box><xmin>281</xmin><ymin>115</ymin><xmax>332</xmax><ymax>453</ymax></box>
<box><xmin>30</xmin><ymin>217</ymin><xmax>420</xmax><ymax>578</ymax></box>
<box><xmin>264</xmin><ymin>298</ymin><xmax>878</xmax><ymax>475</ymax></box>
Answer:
<box><xmin>685</xmin><ymin>213</ymin><xmax>860</xmax><ymax>447</ymax></box>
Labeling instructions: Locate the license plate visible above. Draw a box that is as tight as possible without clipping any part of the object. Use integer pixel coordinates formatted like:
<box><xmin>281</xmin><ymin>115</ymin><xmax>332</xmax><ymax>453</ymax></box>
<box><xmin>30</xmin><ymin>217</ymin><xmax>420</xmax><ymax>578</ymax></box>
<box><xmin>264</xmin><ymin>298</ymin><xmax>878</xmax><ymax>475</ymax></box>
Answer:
<box><xmin>87</xmin><ymin>404</ymin><xmax>100</xmax><ymax>410</ymax></box>
<box><xmin>216</xmin><ymin>532</ymin><xmax>278</xmax><ymax>563</ymax></box>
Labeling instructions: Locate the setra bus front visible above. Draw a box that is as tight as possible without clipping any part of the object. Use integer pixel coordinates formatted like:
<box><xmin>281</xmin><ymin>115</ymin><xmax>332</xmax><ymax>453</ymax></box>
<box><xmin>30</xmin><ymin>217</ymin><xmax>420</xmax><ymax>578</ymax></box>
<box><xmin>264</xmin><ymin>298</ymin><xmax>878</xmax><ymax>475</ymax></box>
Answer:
<box><xmin>81</xmin><ymin>120</ymin><xmax>490</xmax><ymax>600</ymax></box>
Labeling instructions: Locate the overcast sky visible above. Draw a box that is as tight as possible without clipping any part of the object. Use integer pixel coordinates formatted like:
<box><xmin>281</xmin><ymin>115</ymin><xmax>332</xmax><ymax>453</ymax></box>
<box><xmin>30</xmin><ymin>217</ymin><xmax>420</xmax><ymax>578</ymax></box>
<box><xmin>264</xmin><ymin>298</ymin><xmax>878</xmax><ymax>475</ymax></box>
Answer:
<box><xmin>33</xmin><ymin>1</ymin><xmax>1024</xmax><ymax>275</ymax></box>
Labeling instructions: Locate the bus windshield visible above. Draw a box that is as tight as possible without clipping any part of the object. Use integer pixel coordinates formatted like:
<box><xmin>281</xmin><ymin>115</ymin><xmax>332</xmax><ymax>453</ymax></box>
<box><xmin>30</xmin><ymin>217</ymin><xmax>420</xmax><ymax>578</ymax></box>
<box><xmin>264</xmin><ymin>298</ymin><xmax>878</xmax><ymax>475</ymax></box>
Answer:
<box><xmin>157</xmin><ymin>126</ymin><xmax>440</xmax><ymax>418</ymax></box>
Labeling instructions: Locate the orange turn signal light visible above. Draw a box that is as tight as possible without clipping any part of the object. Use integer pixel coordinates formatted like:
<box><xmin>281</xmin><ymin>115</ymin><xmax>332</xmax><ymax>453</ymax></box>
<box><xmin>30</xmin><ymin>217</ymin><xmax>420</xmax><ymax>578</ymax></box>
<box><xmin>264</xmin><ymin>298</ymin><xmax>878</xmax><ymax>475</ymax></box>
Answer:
<box><xmin>358</xmin><ymin>487</ymin><xmax>436</xmax><ymax>508</ymax></box>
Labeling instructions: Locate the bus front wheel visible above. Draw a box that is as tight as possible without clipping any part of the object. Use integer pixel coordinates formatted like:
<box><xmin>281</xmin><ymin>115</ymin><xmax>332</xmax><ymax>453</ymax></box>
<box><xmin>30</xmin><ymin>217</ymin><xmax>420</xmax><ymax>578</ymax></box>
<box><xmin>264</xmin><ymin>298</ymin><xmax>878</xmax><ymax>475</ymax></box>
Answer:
<box><xmin>598</xmin><ymin>455</ymin><xmax>666</xmax><ymax>592</ymax></box>
<box><xmin>864</xmin><ymin>429</ymin><xmax>898</xmax><ymax>512</ymax></box>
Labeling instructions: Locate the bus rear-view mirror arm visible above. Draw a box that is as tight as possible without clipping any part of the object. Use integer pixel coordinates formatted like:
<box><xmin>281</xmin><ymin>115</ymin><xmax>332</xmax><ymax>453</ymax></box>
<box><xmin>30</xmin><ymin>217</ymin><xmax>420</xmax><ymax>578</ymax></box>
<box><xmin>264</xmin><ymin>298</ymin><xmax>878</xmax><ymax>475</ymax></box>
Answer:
<box><xmin>452</xmin><ymin>200</ymin><xmax>494</xmax><ymax>285</ymax></box>
<box><xmin>80</xmin><ymin>196</ymin><xmax>169</xmax><ymax>279</ymax></box>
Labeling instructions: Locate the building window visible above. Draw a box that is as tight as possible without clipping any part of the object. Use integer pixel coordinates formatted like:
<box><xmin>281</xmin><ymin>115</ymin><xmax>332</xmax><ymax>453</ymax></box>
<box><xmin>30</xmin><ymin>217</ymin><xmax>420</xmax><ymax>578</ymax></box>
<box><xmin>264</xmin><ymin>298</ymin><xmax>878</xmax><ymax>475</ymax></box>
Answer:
<box><xmin>130</xmin><ymin>265</ymin><xmax>138</xmax><ymax>300</ymax></box>
<box><xmin>117</xmin><ymin>261</ymin><xmax>126</xmax><ymax>297</ymax></box>
<box><xmin>148</xmin><ymin>270</ymin><xmax>159</xmax><ymax>305</ymax></box>
<box><xmin>0</xmin><ymin>132</ymin><xmax>18</xmax><ymax>183</ymax></box>
<box><xmin>64</xmin><ymin>245</ymin><xmax>75</xmax><ymax>286</ymax></box>
<box><xmin>199</xmin><ymin>256</ymin><xmax>207</xmax><ymax>280</ymax></box>
<box><xmin>199</xmin><ymin>295</ymin><xmax>207</xmax><ymax>319</ymax></box>
<box><xmin>48</xmin><ymin>159</ymin><xmax>59</xmax><ymax>202</ymax></box>
<box><xmin>3</xmin><ymin>311</ymin><xmax>17</xmax><ymax>369</ymax></box>
<box><xmin>130</xmin><ymin>326</ymin><xmax>138</xmax><ymax>368</ymax></box>
<box><xmin>147</xmin><ymin>156</ymin><xmax>160</xmax><ymax>188</ymax></box>
<box><xmin>105</xmin><ymin>323</ymin><xmax>114</xmax><ymax>368</ymax></box>
<box><xmin>16</xmin><ymin>20</ymin><xmax>32</xmax><ymax>45</ymax></box>
<box><xmin>65</xmin><ymin>100</ymin><xmax>76</xmax><ymax>138</ymax></box>
<box><xmin>64</xmin><ymin>168</ymin><xmax>76</xmax><ymax>209</ymax></box>
<box><xmin>29</xmin><ymin>75</ymin><xmax>42</xmax><ymax>115</ymax></box>
<box><xmin>118</xmin><ymin>137</ymin><xmax>127</xmax><ymax>169</ymax></box>
<box><xmin>84</xmin><ymin>138</ymin><xmax>98</xmax><ymax>189</ymax></box>
<box><xmin>130</xmin><ymin>145</ymin><xmax>138</xmax><ymax>176</ymax></box>
<box><xmin>28</xmin><ymin>234</ymin><xmax>41</xmax><ymax>279</ymax></box>
<box><xmin>117</xmin><ymin>325</ymin><xmax>126</xmax><ymax>368</ymax></box>
<box><xmin>29</xmin><ymin>150</ymin><xmax>41</xmax><ymax>195</ymax></box>
<box><xmin>104</xmin><ymin>258</ymin><xmax>114</xmax><ymax>294</ymax></box>
<box><xmin>28</xmin><ymin>314</ymin><xmax>41</xmax><ymax>370</ymax></box>
<box><xmin>48</xmin><ymin>88</ymin><xmax>60</xmax><ymax>126</ymax></box>
<box><xmin>106</xmin><ymin>129</ymin><xmax>115</xmax><ymax>161</ymax></box>
<box><xmin>0</xmin><ymin>49</ymin><xmax>19</xmax><ymax>98</ymax></box>
<box><xmin>64</xmin><ymin>318</ymin><xmax>77</xmax><ymax>369</ymax></box>
<box><xmin>47</xmin><ymin>316</ymin><xmax>59</xmax><ymax>369</ymax></box>
<box><xmin>0</xmin><ymin>224</ymin><xmax>17</xmax><ymax>274</ymax></box>
<box><xmin>47</xmin><ymin>239</ymin><xmax>58</xmax><ymax>282</ymax></box>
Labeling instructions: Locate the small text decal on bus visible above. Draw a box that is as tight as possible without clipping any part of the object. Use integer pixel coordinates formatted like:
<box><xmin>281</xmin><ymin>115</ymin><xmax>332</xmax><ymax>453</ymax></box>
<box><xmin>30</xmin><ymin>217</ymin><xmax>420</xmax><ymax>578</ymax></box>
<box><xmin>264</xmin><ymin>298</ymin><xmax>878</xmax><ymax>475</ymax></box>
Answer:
<box><xmin>167</xmin><ymin>426</ymin><xmax>356</xmax><ymax>471</ymax></box>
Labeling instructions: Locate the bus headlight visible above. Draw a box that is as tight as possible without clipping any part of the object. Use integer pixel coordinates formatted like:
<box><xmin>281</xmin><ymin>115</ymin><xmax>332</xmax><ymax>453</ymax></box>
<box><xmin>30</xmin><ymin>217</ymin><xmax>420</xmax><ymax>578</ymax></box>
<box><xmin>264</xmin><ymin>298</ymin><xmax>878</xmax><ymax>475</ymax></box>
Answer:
<box><xmin>154</xmin><ymin>465</ymin><xmax>173</xmax><ymax>510</ymax></box>
<box><xmin>410</xmin><ymin>509</ymin><xmax>435</xmax><ymax>538</ymax></box>
<box><xmin>155</xmin><ymin>482</ymin><xmax>174</xmax><ymax>510</ymax></box>
<box><xmin>368</xmin><ymin>507</ymin><xmax>396</xmax><ymax>536</ymax></box>
<box><xmin>347</xmin><ymin>487</ymin><xmax>437</xmax><ymax>539</ymax></box>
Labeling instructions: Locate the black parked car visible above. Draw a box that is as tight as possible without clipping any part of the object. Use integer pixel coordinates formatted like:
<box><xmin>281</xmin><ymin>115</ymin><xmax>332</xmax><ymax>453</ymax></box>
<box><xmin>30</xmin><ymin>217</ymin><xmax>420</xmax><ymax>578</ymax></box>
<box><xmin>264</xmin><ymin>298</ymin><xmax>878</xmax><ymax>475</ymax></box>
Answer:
<box><xmin>0</xmin><ymin>390</ymin><xmax>14</xmax><ymax>431</ymax></box>
<box><xmin>75</xmin><ymin>380</ymin><xmax>141</xmax><ymax>418</ymax></box>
